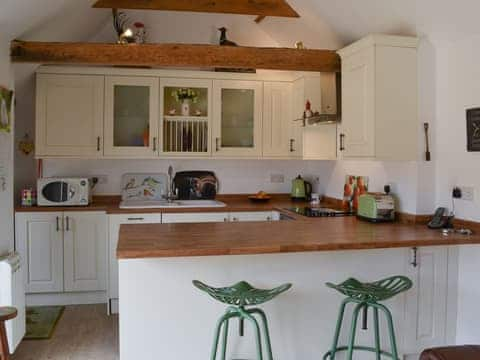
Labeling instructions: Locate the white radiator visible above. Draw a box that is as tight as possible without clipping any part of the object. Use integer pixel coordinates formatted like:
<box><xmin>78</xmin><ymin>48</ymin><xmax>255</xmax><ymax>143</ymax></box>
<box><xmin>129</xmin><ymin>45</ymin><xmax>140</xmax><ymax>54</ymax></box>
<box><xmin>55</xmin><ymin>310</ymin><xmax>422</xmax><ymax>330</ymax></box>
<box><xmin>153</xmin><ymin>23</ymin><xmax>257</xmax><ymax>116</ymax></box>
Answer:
<box><xmin>0</xmin><ymin>252</ymin><xmax>25</xmax><ymax>353</ymax></box>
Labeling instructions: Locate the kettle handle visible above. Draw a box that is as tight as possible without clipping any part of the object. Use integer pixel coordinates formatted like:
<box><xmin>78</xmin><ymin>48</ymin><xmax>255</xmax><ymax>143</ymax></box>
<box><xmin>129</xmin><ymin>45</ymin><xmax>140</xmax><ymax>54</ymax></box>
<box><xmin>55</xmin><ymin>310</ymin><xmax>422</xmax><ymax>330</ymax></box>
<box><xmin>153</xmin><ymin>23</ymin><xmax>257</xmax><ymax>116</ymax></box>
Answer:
<box><xmin>304</xmin><ymin>181</ymin><xmax>313</xmax><ymax>198</ymax></box>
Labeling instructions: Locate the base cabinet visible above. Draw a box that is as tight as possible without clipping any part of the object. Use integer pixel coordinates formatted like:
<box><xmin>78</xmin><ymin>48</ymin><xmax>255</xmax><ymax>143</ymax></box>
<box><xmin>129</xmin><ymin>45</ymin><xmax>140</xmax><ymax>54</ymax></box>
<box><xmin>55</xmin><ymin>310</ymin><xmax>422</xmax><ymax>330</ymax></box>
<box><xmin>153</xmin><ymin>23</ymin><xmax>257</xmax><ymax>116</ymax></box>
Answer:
<box><xmin>15</xmin><ymin>213</ymin><xmax>64</xmax><ymax>293</ymax></box>
<box><xmin>15</xmin><ymin>212</ymin><xmax>107</xmax><ymax>294</ymax></box>
<box><xmin>403</xmin><ymin>246</ymin><xmax>450</xmax><ymax>355</ymax></box>
<box><xmin>63</xmin><ymin>212</ymin><xmax>107</xmax><ymax>292</ymax></box>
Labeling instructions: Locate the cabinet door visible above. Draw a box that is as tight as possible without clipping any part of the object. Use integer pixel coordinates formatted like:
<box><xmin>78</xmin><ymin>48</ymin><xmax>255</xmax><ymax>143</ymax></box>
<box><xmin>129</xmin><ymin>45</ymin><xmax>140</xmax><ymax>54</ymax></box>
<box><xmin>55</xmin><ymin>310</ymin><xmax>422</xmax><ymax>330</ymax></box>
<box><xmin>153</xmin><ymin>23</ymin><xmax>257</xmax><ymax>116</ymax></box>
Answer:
<box><xmin>36</xmin><ymin>74</ymin><xmax>104</xmax><ymax>157</ymax></box>
<box><xmin>212</xmin><ymin>80</ymin><xmax>263</xmax><ymax>157</ymax></box>
<box><xmin>339</xmin><ymin>47</ymin><xmax>375</xmax><ymax>158</ymax></box>
<box><xmin>63</xmin><ymin>212</ymin><xmax>107</xmax><ymax>292</ymax></box>
<box><xmin>104</xmin><ymin>76</ymin><xmax>159</xmax><ymax>157</ymax></box>
<box><xmin>404</xmin><ymin>247</ymin><xmax>448</xmax><ymax>354</ymax></box>
<box><xmin>108</xmin><ymin>214</ymin><xmax>161</xmax><ymax>313</ymax></box>
<box><xmin>291</xmin><ymin>78</ymin><xmax>306</xmax><ymax>158</ymax></box>
<box><xmin>230</xmin><ymin>211</ymin><xmax>279</xmax><ymax>222</ymax></box>
<box><xmin>15</xmin><ymin>213</ymin><xmax>64</xmax><ymax>293</ymax></box>
<box><xmin>263</xmin><ymin>82</ymin><xmax>292</xmax><ymax>157</ymax></box>
<box><xmin>162</xmin><ymin>212</ymin><xmax>229</xmax><ymax>223</ymax></box>
<box><xmin>160</xmin><ymin>78</ymin><xmax>212</xmax><ymax>156</ymax></box>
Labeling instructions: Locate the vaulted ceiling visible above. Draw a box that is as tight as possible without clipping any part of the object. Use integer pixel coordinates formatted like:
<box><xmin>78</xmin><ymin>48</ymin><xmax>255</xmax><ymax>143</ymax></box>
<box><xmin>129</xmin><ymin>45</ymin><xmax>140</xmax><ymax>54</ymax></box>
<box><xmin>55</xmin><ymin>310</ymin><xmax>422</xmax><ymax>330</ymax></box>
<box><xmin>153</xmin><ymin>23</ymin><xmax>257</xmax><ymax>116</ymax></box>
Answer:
<box><xmin>3</xmin><ymin>0</ymin><xmax>480</xmax><ymax>48</ymax></box>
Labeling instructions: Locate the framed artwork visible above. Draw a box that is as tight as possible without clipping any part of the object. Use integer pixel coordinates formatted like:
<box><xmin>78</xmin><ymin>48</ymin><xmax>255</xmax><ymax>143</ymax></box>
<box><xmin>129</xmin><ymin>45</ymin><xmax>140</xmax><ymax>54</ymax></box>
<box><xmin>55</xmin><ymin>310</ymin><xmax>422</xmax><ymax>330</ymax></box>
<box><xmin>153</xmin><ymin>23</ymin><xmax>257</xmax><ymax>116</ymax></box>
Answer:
<box><xmin>0</xmin><ymin>86</ymin><xmax>14</xmax><ymax>133</ymax></box>
<box><xmin>467</xmin><ymin>108</ymin><xmax>480</xmax><ymax>151</ymax></box>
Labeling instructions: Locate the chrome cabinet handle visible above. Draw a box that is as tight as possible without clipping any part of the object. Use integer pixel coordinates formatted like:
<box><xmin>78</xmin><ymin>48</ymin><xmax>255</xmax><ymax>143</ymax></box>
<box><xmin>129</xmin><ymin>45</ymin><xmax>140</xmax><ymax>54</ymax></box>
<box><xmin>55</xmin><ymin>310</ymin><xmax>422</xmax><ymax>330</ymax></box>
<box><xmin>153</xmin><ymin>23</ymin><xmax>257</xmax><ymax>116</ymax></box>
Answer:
<box><xmin>339</xmin><ymin>133</ymin><xmax>345</xmax><ymax>151</ymax></box>
<box><xmin>153</xmin><ymin>137</ymin><xmax>157</xmax><ymax>152</ymax></box>
<box><xmin>215</xmin><ymin>138</ymin><xmax>220</xmax><ymax>152</ymax></box>
<box><xmin>267</xmin><ymin>216</ymin><xmax>272</xmax><ymax>221</ymax></box>
<box><xmin>289</xmin><ymin>139</ymin><xmax>295</xmax><ymax>152</ymax></box>
<box><xmin>127</xmin><ymin>217</ymin><xmax>145</xmax><ymax>221</ymax></box>
<box><xmin>223</xmin><ymin>217</ymin><xmax>228</xmax><ymax>222</ymax></box>
<box><xmin>65</xmin><ymin>216</ymin><xmax>70</xmax><ymax>231</ymax></box>
<box><xmin>97</xmin><ymin>137</ymin><xmax>101</xmax><ymax>152</ymax></box>
<box><xmin>56</xmin><ymin>216</ymin><xmax>60</xmax><ymax>232</ymax></box>
<box><xmin>232</xmin><ymin>217</ymin><xmax>239</xmax><ymax>222</ymax></box>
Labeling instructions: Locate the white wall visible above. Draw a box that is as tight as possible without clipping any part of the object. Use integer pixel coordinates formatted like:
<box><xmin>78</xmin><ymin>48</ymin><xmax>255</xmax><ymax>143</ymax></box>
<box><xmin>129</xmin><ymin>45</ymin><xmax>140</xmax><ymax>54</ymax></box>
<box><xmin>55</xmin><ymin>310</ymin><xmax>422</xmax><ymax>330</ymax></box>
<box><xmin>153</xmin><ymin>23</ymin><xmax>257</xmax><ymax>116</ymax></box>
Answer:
<box><xmin>0</xmin><ymin>36</ymin><xmax>15</xmax><ymax>255</ymax></box>
<box><xmin>433</xmin><ymin>35</ymin><xmax>480</xmax><ymax>345</ymax></box>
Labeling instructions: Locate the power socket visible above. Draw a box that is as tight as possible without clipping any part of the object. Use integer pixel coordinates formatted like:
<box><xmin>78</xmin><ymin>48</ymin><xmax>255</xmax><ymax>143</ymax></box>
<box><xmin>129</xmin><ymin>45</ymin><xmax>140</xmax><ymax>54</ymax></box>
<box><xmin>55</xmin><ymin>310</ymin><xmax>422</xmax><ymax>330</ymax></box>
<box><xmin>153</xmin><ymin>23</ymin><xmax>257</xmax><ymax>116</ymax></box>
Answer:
<box><xmin>460</xmin><ymin>186</ymin><xmax>475</xmax><ymax>201</ymax></box>
<box><xmin>270</xmin><ymin>174</ymin><xmax>285</xmax><ymax>183</ymax></box>
<box><xmin>453</xmin><ymin>186</ymin><xmax>475</xmax><ymax>201</ymax></box>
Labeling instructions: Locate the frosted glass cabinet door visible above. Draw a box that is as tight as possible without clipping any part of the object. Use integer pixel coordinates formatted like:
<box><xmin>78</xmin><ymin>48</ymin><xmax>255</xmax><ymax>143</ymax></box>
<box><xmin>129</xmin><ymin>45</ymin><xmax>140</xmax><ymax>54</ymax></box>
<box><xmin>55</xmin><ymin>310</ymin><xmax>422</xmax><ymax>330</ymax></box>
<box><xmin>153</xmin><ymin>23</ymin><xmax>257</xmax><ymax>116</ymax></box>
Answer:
<box><xmin>104</xmin><ymin>76</ymin><xmax>159</xmax><ymax>157</ymax></box>
<box><xmin>213</xmin><ymin>80</ymin><xmax>263</xmax><ymax>157</ymax></box>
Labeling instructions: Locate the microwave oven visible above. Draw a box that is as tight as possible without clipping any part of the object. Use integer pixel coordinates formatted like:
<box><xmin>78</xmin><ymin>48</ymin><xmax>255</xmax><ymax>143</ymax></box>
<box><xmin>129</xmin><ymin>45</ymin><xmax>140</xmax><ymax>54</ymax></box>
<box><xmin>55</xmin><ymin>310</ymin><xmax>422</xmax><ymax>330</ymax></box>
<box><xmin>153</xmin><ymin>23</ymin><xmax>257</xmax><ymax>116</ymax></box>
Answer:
<box><xmin>37</xmin><ymin>178</ymin><xmax>92</xmax><ymax>206</ymax></box>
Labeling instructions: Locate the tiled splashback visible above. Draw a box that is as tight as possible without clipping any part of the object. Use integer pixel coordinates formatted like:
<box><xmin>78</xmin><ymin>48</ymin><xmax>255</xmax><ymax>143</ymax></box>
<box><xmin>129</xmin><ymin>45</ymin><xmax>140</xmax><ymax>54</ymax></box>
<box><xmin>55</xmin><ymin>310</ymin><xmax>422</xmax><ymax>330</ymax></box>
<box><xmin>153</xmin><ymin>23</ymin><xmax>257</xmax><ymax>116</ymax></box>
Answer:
<box><xmin>40</xmin><ymin>158</ymin><xmax>423</xmax><ymax>213</ymax></box>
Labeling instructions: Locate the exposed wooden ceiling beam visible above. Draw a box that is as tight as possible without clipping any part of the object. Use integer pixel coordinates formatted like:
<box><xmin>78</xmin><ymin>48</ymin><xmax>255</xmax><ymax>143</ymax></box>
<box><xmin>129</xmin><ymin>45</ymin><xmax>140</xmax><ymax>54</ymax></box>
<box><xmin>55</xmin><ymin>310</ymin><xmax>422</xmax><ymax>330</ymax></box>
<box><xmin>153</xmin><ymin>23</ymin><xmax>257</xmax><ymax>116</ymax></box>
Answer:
<box><xmin>92</xmin><ymin>0</ymin><xmax>299</xmax><ymax>18</ymax></box>
<box><xmin>10</xmin><ymin>41</ymin><xmax>340</xmax><ymax>72</ymax></box>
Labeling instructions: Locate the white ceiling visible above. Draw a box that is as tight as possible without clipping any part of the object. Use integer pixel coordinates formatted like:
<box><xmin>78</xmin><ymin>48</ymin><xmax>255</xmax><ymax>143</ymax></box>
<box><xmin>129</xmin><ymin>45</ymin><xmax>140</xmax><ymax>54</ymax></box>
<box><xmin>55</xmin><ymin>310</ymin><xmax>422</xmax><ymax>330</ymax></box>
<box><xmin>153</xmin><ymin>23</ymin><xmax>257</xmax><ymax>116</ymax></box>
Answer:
<box><xmin>3</xmin><ymin>0</ymin><xmax>480</xmax><ymax>47</ymax></box>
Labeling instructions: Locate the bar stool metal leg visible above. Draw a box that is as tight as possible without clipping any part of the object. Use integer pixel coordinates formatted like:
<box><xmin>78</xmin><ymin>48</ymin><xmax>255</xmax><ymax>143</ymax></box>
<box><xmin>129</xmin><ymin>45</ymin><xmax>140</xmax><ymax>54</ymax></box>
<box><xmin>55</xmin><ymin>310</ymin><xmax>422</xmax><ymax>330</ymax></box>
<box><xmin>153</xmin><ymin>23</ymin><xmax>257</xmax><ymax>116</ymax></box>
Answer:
<box><xmin>373</xmin><ymin>307</ymin><xmax>381</xmax><ymax>360</ymax></box>
<box><xmin>325</xmin><ymin>298</ymin><xmax>351</xmax><ymax>360</ymax></box>
<box><xmin>220</xmin><ymin>318</ymin><xmax>229</xmax><ymax>360</ymax></box>
<box><xmin>346</xmin><ymin>302</ymin><xmax>364</xmax><ymax>360</ymax></box>
<box><xmin>0</xmin><ymin>320</ymin><xmax>10</xmax><ymax>360</ymax></box>
<box><xmin>249</xmin><ymin>308</ymin><xmax>273</xmax><ymax>360</ymax></box>
<box><xmin>377</xmin><ymin>303</ymin><xmax>399</xmax><ymax>360</ymax></box>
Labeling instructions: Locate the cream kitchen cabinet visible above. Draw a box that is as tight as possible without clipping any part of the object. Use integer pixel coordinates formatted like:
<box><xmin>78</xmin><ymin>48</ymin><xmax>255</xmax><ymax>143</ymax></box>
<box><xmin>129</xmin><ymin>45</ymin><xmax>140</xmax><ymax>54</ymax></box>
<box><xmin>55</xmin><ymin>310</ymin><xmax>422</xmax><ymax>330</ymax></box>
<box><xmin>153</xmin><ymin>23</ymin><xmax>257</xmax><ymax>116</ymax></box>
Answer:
<box><xmin>36</xmin><ymin>74</ymin><xmax>104</xmax><ymax>158</ymax></box>
<box><xmin>15</xmin><ymin>211</ymin><xmax>107</xmax><ymax>294</ymax></box>
<box><xmin>263</xmin><ymin>82</ymin><xmax>293</xmax><ymax>157</ymax></box>
<box><xmin>162</xmin><ymin>212</ymin><xmax>229</xmax><ymax>224</ymax></box>
<box><xmin>337</xmin><ymin>34</ymin><xmax>419</xmax><ymax>160</ymax></box>
<box><xmin>229</xmin><ymin>211</ymin><xmax>280</xmax><ymax>222</ymax></box>
<box><xmin>403</xmin><ymin>246</ymin><xmax>450</xmax><ymax>356</ymax></box>
<box><xmin>212</xmin><ymin>80</ymin><xmax>263</xmax><ymax>157</ymax></box>
<box><xmin>160</xmin><ymin>78</ymin><xmax>212</xmax><ymax>156</ymax></box>
<box><xmin>104</xmin><ymin>76</ymin><xmax>159</xmax><ymax>158</ymax></box>
<box><xmin>108</xmin><ymin>213</ymin><xmax>161</xmax><ymax>314</ymax></box>
<box><xmin>63</xmin><ymin>212</ymin><xmax>107</xmax><ymax>292</ymax></box>
<box><xmin>15</xmin><ymin>212</ymin><xmax>64</xmax><ymax>293</ymax></box>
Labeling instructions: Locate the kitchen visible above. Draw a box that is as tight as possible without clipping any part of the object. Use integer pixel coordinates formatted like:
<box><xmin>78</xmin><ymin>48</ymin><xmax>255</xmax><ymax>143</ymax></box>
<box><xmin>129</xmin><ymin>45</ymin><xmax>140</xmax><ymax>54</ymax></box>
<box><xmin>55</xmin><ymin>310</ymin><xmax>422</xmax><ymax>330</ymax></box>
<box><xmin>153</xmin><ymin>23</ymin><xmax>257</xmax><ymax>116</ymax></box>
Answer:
<box><xmin>1</xmin><ymin>1</ymin><xmax>480</xmax><ymax>360</ymax></box>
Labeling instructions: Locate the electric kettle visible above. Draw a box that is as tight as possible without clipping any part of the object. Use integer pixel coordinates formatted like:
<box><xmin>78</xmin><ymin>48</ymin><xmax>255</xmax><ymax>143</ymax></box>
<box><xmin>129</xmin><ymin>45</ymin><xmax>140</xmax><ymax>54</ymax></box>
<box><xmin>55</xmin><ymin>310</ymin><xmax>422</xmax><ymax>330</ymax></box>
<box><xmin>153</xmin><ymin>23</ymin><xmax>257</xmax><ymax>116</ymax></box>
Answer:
<box><xmin>291</xmin><ymin>175</ymin><xmax>312</xmax><ymax>200</ymax></box>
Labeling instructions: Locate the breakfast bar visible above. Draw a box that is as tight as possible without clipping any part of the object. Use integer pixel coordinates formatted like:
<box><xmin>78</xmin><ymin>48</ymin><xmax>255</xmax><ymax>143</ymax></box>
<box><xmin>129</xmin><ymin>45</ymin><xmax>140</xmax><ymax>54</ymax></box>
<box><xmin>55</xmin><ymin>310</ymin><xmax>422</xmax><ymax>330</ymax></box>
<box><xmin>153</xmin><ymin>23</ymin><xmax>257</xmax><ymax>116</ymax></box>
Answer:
<box><xmin>117</xmin><ymin>217</ymin><xmax>480</xmax><ymax>360</ymax></box>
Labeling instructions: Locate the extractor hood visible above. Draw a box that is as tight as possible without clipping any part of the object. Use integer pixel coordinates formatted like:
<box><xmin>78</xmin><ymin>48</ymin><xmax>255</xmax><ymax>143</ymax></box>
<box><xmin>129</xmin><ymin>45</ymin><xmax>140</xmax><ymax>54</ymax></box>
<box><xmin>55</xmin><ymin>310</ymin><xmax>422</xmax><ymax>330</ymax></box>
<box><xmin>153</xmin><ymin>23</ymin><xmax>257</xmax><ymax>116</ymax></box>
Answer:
<box><xmin>296</xmin><ymin>72</ymin><xmax>341</xmax><ymax>126</ymax></box>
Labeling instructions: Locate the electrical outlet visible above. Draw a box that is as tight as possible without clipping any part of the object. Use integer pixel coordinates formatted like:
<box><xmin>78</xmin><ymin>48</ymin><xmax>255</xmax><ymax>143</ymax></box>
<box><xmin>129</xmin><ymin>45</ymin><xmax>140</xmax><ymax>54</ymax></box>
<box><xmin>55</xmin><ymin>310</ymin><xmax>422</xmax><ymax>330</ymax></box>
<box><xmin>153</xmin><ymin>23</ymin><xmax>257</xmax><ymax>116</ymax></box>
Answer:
<box><xmin>92</xmin><ymin>175</ymin><xmax>108</xmax><ymax>185</ymax></box>
<box><xmin>460</xmin><ymin>186</ymin><xmax>475</xmax><ymax>201</ymax></box>
<box><xmin>270</xmin><ymin>174</ymin><xmax>285</xmax><ymax>183</ymax></box>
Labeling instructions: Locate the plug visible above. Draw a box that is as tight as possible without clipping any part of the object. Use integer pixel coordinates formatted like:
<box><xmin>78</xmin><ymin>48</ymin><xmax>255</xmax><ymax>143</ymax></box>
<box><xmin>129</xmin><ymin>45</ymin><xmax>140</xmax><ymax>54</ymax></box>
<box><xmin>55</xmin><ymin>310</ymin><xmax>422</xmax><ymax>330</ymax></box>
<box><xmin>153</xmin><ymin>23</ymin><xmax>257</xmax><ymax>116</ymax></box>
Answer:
<box><xmin>452</xmin><ymin>187</ymin><xmax>462</xmax><ymax>199</ymax></box>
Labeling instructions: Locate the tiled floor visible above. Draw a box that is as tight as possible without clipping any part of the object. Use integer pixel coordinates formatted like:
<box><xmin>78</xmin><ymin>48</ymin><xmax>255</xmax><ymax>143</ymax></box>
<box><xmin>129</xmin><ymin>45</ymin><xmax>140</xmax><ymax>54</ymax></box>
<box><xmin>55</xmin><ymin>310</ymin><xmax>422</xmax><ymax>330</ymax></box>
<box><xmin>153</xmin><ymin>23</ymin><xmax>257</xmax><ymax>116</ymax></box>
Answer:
<box><xmin>12</xmin><ymin>304</ymin><xmax>118</xmax><ymax>360</ymax></box>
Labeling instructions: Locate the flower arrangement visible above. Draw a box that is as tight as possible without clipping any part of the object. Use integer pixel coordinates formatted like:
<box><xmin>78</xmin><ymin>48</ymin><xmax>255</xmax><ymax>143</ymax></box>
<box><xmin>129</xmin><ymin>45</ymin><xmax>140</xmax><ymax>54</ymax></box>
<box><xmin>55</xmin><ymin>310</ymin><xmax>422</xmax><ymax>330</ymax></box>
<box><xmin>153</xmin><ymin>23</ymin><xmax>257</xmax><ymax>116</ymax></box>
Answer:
<box><xmin>171</xmin><ymin>88</ymin><xmax>198</xmax><ymax>103</ymax></box>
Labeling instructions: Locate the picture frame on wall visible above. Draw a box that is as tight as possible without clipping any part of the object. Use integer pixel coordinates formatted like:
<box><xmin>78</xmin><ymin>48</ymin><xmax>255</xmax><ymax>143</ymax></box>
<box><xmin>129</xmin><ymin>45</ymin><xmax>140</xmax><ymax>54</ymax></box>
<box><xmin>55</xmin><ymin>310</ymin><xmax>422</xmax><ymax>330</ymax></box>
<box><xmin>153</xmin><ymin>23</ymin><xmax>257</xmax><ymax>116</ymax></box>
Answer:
<box><xmin>466</xmin><ymin>108</ymin><xmax>480</xmax><ymax>152</ymax></box>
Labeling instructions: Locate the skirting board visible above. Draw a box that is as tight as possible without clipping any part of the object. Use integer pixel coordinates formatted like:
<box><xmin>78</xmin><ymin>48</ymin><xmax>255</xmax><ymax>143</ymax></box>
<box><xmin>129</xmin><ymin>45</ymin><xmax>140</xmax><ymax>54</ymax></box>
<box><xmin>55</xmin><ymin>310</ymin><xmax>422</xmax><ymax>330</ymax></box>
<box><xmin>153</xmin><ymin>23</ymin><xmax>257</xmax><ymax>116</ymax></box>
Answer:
<box><xmin>26</xmin><ymin>291</ymin><xmax>107</xmax><ymax>307</ymax></box>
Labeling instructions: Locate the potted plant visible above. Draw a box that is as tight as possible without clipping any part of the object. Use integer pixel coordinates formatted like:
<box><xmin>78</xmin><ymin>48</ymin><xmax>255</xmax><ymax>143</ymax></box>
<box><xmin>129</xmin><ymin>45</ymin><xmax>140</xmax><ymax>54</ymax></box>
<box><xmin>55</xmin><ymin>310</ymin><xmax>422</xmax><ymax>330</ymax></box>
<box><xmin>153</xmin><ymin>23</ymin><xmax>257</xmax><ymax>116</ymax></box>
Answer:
<box><xmin>171</xmin><ymin>88</ymin><xmax>198</xmax><ymax>116</ymax></box>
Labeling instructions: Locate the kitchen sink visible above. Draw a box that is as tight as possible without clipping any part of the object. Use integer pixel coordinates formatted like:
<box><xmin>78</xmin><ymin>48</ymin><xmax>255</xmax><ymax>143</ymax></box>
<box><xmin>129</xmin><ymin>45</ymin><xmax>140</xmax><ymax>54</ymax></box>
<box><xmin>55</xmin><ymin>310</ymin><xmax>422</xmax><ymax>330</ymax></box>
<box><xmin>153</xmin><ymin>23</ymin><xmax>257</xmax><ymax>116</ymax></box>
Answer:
<box><xmin>119</xmin><ymin>199</ymin><xmax>227</xmax><ymax>209</ymax></box>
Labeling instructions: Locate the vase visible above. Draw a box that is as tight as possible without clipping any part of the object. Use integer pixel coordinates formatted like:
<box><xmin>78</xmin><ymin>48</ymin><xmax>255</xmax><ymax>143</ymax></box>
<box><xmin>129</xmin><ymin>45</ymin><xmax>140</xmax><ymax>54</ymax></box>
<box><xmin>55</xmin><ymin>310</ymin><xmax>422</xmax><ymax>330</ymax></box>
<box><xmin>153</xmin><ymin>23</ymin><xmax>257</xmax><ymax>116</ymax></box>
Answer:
<box><xmin>181</xmin><ymin>99</ymin><xmax>191</xmax><ymax>116</ymax></box>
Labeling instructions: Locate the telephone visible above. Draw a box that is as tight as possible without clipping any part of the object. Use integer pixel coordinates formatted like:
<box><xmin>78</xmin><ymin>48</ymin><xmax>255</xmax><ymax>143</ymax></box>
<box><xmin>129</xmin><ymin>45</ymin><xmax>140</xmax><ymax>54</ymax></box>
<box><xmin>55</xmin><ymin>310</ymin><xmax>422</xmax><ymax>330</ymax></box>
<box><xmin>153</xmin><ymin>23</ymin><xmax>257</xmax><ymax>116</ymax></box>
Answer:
<box><xmin>428</xmin><ymin>207</ymin><xmax>448</xmax><ymax>229</ymax></box>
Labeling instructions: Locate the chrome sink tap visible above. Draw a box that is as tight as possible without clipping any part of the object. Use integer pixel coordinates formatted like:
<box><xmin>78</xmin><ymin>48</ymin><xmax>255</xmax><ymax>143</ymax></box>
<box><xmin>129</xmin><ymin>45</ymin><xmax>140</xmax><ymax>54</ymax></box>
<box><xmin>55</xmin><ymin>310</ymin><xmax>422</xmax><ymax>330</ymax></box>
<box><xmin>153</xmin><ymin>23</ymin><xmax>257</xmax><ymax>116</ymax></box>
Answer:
<box><xmin>166</xmin><ymin>165</ymin><xmax>177</xmax><ymax>203</ymax></box>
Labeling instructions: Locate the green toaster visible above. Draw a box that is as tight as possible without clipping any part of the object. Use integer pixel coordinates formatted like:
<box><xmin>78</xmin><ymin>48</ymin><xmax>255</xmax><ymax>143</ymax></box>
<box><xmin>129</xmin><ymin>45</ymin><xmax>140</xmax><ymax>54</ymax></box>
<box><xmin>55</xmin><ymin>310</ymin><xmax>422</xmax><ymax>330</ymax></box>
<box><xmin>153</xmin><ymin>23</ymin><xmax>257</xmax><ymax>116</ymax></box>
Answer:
<box><xmin>357</xmin><ymin>193</ymin><xmax>395</xmax><ymax>222</ymax></box>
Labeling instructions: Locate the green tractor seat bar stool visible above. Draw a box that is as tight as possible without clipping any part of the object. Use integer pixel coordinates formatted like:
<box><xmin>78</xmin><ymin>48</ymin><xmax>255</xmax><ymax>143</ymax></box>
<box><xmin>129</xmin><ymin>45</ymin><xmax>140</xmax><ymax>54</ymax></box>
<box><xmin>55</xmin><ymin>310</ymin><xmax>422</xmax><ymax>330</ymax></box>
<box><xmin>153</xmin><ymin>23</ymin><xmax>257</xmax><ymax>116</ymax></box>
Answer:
<box><xmin>193</xmin><ymin>280</ymin><xmax>292</xmax><ymax>360</ymax></box>
<box><xmin>323</xmin><ymin>275</ymin><xmax>413</xmax><ymax>360</ymax></box>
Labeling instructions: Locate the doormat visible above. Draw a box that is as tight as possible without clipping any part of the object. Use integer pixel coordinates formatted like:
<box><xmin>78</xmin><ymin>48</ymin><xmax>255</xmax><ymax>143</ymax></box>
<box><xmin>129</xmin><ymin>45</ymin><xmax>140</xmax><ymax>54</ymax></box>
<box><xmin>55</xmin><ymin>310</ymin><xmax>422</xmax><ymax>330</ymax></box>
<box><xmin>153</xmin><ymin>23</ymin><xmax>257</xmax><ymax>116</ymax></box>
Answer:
<box><xmin>25</xmin><ymin>306</ymin><xmax>65</xmax><ymax>340</ymax></box>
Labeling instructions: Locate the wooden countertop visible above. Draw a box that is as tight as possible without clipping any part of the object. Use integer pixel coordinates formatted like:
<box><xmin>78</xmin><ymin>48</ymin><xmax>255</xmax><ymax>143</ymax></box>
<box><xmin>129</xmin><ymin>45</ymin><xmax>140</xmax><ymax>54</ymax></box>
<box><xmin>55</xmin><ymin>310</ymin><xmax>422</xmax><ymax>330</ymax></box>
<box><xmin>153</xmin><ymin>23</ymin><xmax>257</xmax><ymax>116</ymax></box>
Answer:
<box><xmin>117</xmin><ymin>216</ymin><xmax>480</xmax><ymax>259</ymax></box>
<box><xmin>15</xmin><ymin>194</ymin><xmax>313</xmax><ymax>214</ymax></box>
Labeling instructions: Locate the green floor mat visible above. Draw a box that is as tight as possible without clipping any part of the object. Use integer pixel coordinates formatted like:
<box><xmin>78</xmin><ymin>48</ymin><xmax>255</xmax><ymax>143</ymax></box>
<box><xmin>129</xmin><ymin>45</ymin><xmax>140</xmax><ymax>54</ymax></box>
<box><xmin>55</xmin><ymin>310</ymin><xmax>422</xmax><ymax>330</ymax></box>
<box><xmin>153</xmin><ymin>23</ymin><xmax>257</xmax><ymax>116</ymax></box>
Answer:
<box><xmin>25</xmin><ymin>306</ymin><xmax>65</xmax><ymax>340</ymax></box>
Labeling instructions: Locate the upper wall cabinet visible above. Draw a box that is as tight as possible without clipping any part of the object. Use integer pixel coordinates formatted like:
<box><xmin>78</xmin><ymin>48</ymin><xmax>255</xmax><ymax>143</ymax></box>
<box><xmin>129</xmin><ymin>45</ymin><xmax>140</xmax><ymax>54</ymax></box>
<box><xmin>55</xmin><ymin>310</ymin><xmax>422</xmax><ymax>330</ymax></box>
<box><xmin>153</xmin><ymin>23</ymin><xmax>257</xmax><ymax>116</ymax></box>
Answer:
<box><xmin>36</xmin><ymin>74</ymin><xmax>104</xmax><ymax>158</ymax></box>
<box><xmin>263</xmin><ymin>82</ymin><xmax>293</xmax><ymax>157</ymax></box>
<box><xmin>337</xmin><ymin>34</ymin><xmax>419</xmax><ymax>160</ymax></box>
<box><xmin>160</xmin><ymin>78</ymin><xmax>212</xmax><ymax>157</ymax></box>
<box><xmin>212</xmin><ymin>80</ymin><xmax>263</xmax><ymax>157</ymax></box>
<box><xmin>104</xmin><ymin>76</ymin><xmax>159</xmax><ymax>158</ymax></box>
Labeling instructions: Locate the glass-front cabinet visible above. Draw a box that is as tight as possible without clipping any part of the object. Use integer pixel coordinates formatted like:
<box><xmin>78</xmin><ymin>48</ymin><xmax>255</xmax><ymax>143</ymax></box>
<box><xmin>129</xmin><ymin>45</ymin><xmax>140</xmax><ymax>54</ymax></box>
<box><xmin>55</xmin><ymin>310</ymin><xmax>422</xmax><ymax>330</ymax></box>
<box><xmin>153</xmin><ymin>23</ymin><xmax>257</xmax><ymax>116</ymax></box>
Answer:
<box><xmin>160</xmin><ymin>78</ymin><xmax>212</xmax><ymax>156</ymax></box>
<box><xmin>212</xmin><ymin>80</ymin><xmax>263</xmax><ymax>157</ymax></box>
<box><xmin>104</xmin><ymin>76</ymin><xmax>159</xmax><ymax>157</ymax></box>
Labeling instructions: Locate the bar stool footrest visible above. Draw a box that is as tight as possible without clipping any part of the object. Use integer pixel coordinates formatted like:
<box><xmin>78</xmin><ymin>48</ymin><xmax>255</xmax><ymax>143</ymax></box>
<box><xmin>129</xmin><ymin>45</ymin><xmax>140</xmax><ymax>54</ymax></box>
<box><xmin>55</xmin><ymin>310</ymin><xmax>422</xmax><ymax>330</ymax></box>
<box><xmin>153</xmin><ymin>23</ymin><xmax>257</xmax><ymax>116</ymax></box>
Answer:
<box><xmin>323</xmin><ymin>345</ymin><xmax>399</xmax><ymax>360</ymax></box>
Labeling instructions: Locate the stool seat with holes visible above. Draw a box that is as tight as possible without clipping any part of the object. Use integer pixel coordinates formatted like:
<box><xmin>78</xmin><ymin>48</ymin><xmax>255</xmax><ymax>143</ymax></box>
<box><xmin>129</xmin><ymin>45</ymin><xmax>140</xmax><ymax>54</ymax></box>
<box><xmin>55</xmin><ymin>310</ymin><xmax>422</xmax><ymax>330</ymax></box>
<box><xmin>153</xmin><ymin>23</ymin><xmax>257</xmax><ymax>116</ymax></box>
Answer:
<box><xmin>323</xmin><ymin>276</ymin><xmax>412</xmax><ymax>360</ymax></box>
<box><xmin>193</xmin><ymin>280</ymin><xmax>291</xmax><ymax>360</ymax></box>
